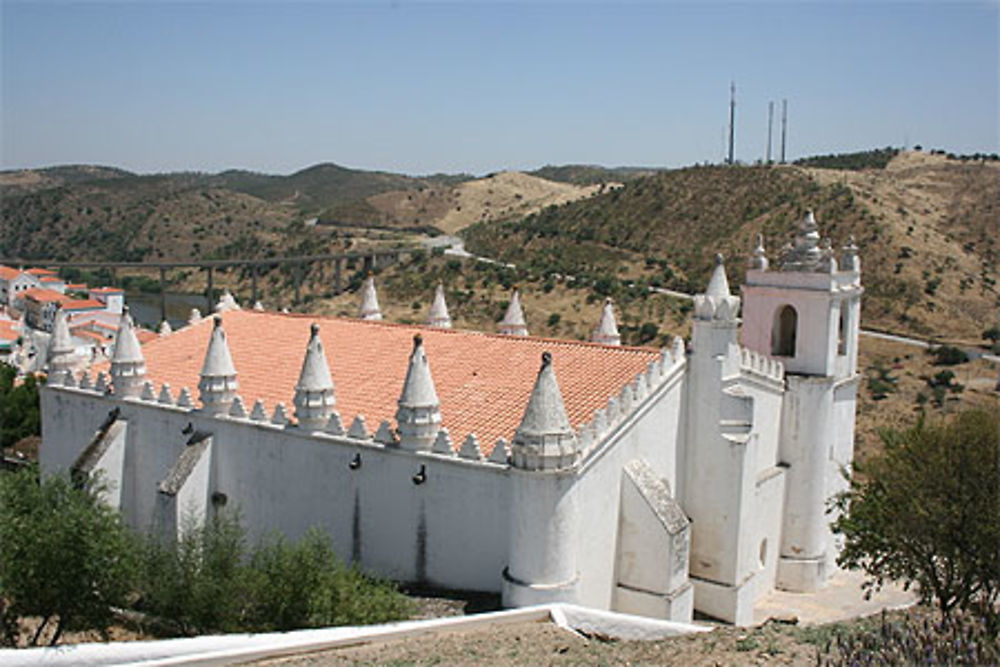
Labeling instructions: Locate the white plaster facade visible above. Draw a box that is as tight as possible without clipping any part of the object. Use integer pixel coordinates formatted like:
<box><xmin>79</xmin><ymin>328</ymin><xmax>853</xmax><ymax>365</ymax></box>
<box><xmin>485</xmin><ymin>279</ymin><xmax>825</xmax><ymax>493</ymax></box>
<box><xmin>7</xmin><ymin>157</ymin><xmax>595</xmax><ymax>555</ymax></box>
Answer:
<box><xmin>39</xmin><ymin>213</ymin><xmax>861</xmax><ymax>626</ymax></box>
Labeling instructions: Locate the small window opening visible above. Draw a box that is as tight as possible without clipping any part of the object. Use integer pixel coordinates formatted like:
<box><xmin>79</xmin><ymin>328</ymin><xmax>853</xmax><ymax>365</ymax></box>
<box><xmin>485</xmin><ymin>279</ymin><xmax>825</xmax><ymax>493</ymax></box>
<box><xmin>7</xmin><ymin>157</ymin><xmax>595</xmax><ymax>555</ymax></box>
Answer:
<box><xmin>838</xmin><ymin>305</ymin><xmax>848</xmax><ymax>355</ymax></box>
<box><xmin>771</xmin><ymin>305</ymin><xmax>798</xmax><ymax>357</ymax></box>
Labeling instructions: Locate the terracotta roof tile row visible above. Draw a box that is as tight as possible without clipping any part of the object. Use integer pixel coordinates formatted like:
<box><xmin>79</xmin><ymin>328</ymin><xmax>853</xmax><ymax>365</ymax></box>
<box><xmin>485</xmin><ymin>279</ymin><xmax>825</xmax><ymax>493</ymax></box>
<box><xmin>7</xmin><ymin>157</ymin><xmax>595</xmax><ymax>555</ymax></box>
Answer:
<box><xmin>117</xmin><ymin>310</ymin><xmax>662</xmax><ymax>454</ymax></box>
<box><xmin>0</xmin><ymin>266</ymin><xmax>20</xmax><ymax>280</ymax></box>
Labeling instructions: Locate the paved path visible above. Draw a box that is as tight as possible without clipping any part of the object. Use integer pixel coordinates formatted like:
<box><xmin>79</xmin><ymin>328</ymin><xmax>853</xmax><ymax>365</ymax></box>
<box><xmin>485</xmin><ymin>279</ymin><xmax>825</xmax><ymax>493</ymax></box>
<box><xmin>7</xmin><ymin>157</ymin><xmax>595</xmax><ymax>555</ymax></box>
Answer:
<box><xmin>754</xmin><ymin>569</ymin><xmax>918</xmax><ymax>626</ymax></box>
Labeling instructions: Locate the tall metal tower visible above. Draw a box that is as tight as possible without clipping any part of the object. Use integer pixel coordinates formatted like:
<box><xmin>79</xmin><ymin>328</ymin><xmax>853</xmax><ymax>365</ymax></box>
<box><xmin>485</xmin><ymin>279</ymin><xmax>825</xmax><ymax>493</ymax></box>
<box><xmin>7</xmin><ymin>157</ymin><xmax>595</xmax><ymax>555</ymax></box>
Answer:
<box><xmin>727</xmin><ymin>82</ymin><xmax>736</xmax><ymax>165</ymax></box>
<box><xmin>780</xmin><ymin>99</ymin><xmax>788</xmax><ymax>164</ymax></box>
<box><xmin>766</xmin><ymin>101</ymin><xmax>774</xmax><ymax>164</ymax></box>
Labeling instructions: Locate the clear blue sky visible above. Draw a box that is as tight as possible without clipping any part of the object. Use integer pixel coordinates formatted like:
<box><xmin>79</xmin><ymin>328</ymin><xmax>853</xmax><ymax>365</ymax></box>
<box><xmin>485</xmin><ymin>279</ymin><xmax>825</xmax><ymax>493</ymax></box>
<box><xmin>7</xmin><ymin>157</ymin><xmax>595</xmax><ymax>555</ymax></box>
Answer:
<box><xmin>2</xmin><ymin>1</ymin><xmax>997</xmax><ymax>175</ymax></box>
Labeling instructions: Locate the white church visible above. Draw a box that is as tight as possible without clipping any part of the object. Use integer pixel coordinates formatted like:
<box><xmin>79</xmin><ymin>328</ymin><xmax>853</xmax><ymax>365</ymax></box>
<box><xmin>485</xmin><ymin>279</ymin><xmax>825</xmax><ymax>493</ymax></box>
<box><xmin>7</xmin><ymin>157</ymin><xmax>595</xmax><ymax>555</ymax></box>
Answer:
<box><xmin>39</xmin><ymin>212</ymin><xmax>862</xmax><ymax>626</ymax></box>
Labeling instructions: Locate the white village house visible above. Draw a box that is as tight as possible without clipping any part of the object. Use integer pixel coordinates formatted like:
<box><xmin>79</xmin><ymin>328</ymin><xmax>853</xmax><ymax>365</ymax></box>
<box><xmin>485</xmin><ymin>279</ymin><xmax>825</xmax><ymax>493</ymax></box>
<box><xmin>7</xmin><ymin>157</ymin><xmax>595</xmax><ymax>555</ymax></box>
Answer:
<box><xmin>40</xmin><ymin>212</ymin><xmax>862</xmax><ymax>626</ymax></box>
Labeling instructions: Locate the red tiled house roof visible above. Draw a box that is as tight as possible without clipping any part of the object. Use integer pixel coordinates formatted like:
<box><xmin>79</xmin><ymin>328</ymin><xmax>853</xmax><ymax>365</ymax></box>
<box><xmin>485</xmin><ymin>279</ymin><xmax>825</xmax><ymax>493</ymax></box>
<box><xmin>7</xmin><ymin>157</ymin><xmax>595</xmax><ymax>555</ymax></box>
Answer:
<box><xmin>118</xmin><ymin>310</ymin><xmax>661</xmax><ymax>454</ymax></box>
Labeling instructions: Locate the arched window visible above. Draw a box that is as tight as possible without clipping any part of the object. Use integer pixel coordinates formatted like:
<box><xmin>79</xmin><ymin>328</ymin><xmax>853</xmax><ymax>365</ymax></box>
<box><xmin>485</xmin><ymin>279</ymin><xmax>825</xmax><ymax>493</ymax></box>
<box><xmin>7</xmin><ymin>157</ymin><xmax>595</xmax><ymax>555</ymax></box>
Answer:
<box><xmin>771</xmin><ymin>305</ymin><xmax>797</xmax><ymax>357</ymax></box>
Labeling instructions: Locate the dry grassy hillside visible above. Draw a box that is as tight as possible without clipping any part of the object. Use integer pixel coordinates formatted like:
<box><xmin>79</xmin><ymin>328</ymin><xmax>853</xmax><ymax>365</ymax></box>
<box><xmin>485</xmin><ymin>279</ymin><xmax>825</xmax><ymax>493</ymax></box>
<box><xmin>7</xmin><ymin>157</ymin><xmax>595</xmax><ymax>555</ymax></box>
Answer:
<box><xmin>325</xmin><ymin>171</ymin><xmax>613</xmax><ymax>234</ymax></box>
<box><xmin>464</xmin><ymin>152</ymin><xmax>998</xmax><ymax>342</ymax></box>
<box><xmin>803</xmin><ymin>152</ymin><xmax>999</xmax><ymax>342</ymax></box>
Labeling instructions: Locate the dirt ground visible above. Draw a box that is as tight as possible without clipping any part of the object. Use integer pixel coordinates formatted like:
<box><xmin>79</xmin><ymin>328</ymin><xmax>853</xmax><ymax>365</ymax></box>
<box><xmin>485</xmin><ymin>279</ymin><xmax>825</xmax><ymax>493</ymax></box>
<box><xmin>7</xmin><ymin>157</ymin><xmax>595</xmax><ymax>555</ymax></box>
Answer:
<box><xmin>250</xmin><ymin>613</ymin><xmax>905</xmax><ymax>666</ymax></box>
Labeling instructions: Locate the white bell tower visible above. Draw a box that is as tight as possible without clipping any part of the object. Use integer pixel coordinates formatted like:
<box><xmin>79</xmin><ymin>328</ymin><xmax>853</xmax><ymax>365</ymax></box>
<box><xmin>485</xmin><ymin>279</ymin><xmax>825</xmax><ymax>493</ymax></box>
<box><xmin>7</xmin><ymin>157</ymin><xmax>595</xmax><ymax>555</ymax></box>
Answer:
<box><xmin>740</xmin><ymin>212</ymin><xmax>862</xmax><ymax>592</ymax></box>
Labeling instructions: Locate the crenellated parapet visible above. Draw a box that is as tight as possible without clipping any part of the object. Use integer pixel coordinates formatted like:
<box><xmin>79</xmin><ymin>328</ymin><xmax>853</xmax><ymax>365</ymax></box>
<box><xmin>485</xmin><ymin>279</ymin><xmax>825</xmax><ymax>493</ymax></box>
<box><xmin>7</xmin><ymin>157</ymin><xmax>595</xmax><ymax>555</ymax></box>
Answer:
<box><xmin>574</xmin><ymin>336</ymin><xmax>687</xmax><ymax>459</ymax></box>
<box><xmin>738</xmin><ymin>346</ymin><xmax>785</xmax><ymax>384</ymax></box>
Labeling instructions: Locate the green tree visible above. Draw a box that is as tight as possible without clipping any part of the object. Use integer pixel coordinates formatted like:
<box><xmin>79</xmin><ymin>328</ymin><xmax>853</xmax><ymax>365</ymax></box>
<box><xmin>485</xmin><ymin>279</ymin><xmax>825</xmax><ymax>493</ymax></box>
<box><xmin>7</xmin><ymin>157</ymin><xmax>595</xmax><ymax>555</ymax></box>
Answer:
<box><xmin>0</xmin><ymin>365</ymin><xmax>43</xmax><ymax>449</ymax></box>
<box><xmin>0</xmin><ymin>467</ymin><xmax>138</xmax><ymax>646</ymax></box>
<box><xmin>831</xmin><ymin>409</ymin><xmax>1000</xmax><ymax>620</ymax></box>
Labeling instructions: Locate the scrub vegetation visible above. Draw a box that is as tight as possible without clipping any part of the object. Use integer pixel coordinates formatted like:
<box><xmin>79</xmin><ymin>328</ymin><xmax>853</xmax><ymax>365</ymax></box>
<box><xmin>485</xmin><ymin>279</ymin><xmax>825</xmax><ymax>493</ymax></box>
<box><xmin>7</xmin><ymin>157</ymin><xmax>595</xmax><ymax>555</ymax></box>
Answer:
<box><xmin>0</xmin><ymin>466</ymin><xmax>410</xmax><ymax>646</ymax></box>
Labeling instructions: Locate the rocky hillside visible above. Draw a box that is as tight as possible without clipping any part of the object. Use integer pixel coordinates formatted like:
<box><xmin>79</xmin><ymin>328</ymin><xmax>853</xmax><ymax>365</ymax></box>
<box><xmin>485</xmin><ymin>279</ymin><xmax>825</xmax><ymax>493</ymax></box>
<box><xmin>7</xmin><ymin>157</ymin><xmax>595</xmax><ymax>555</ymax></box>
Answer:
<box><xmin>464</xmin><ymin>152</ymin><xmax>999</xmax><ymax>342</ymax></box>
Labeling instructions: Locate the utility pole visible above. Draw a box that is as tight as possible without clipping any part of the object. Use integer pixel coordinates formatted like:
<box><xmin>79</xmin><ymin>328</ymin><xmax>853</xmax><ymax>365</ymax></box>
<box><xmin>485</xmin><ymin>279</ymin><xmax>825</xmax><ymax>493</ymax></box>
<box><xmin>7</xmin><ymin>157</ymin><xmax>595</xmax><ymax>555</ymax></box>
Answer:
<box><xmin>780</xmin><ymin>99</ymin><xmax>788</xmax><ymax>164</ymax></box>
<box><xmin>727</xmin><ymin>82</ymin><xmax>736</xmax><ymax>165</ymax></box>
<box><xmin>766</xmin><ymin>101</ymin><xmax>774</xmax><ymax>164</ymax></box>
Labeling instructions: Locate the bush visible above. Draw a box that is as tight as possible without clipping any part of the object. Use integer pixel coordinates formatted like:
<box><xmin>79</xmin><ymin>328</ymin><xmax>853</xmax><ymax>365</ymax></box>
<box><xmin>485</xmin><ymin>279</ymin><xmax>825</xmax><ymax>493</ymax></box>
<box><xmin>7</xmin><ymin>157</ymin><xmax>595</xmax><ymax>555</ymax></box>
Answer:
<box><xmin>930</xmin><ymin>345</ymin><xmax>969</xmax><ymax>366</ymax></box>
<box><xmin>135</xmin><ymin>517</ymin><xmax>411</xmax><ymax>636</ymax></box>
<box><xmin>0</xmin><ymin>366</ymin><xmax>42</xmax><ymax>449</ymax></box>
<box><xmin>817</xmin><ymin>609</ymin><xmax>999</xmax><ymax>665</ymax></box>
<box><xmin>0</xmin><ymin>467</ymin><xmax>138</xmax><ymax>646</ymax></box>
<box><xmin>831</xmin><ymin>409</ymin><xmax>1000</xmax><ymax>619</ymax></box>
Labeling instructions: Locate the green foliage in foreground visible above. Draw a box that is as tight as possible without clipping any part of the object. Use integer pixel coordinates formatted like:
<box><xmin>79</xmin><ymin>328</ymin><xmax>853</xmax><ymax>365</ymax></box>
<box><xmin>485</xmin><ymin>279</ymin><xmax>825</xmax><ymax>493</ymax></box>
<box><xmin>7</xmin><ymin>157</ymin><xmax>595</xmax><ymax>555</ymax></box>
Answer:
<box><xmin>831</xmin><ymin>409</ymin><xmax>1000</xmax><ymax>619</ymax></box>
<box><xmin>136</xmin><ymin>517</ymin><xmax>412</xmax><ymax>635</ymax></box>
<box><xmin>0</xmin><ymin>466</ymin><xmax>412</xmax><ymax>645</ymax></box>
<box><xmin>0</xmin><ymin>365</ymin><xmax>42</xmax><ymax>450</ymax></box>
<box><xmin>0</xmin><ymin>467</ymin><xmax>138</xmax><ymax>646</ymax></box>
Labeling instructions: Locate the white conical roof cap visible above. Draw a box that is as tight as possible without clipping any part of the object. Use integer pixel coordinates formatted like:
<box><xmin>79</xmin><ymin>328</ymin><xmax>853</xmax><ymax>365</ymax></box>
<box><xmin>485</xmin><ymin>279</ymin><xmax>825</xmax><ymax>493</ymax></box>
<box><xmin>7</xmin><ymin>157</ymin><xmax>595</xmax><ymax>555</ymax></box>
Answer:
<box><xmin>200</xmin><ymin>316</ymin><xmax>237</xmax><ymax>377</ymax></box>
<box><xmin>426</xmin><ymin>283</ymin><xmax>451</xmax><ymax>328</ymax></box>
<box><xmin>398</xmin><ymin>334</ymin><xmax>439</xmax><ymax>407</ymax></box>
<box><xmin>50</xmin><ymin>309</ymin><xmax>74</xmax><ymax>357</ymax></box>
<box><xmin>515</xmin><ymin>352</ymin><xmax>574</xmax><ymax>439</ymax></box>
<box><xmin>705</xmin><ymin>253</ymin><xmax>731</xmax><ymax>298</ymax></box>
<box><xmin>359</xmin><ymin>275</ymin><xmax>382</xmax><ymax>320</ymax></box>
<box><xmin>296</xmin><ymin>323</ymin><xmax>334</xmax><ymax>392</ymax></box>
<box><xmin>592</xmin><ymin>298</ymin><xmax>620</xmax><ymax>345</ymax></box>
<box><xmin>502</xmin><ymin>290</ymin><xmax>526</xmax><ymax>327</ymax></box>
<box><xmin>111</xmin><ymin>308</ymin><xmax>144</xmax><ymax>364</ymax></box>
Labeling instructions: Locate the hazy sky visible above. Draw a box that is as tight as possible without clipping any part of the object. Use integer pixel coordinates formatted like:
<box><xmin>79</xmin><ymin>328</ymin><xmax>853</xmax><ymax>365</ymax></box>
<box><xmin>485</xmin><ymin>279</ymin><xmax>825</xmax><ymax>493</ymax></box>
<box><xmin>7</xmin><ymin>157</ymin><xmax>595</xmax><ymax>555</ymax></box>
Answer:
<box><xmin>2</xmin><ymin>1</ymin><xmax>997</xmax><ymax>175</ymax></box>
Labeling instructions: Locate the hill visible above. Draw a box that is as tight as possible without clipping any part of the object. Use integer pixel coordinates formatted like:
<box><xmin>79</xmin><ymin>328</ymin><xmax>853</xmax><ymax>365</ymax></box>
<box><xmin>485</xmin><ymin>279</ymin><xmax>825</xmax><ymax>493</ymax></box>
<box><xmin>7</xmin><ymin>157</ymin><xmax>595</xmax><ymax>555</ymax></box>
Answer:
<box><xmin>463</xmin><ymin>152</ymin><xmax>999</xmax><ymax>342</ymax></box>
<box><xmin>526</xmin><ymin>164</ymin><xmax>661</xmax><ymax>185</ymax></box>
<box><xmin>0</xmin><ymin>165</ymin><xmax>134</xmax><ymax>195</ymax></box>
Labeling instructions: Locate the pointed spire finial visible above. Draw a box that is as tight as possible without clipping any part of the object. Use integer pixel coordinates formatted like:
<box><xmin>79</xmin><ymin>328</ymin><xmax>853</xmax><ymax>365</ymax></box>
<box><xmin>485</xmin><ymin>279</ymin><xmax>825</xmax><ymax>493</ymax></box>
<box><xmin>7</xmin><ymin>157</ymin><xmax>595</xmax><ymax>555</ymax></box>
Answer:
<box><xmin>591</xmin><ymin>298</ymin><xmax>621</xmax><ymax>346</ymax></box>
<box><xmin>293</xmin><ymin>322</ymin><xmax>336</xmax><ymax>429</ymax></box>
<box><xmin>426</xmin><ymin>283</ymin><xmax>452</xmax><ymax>328</ymax></box>
<box><xmin>395</xmin><ymin>332</ymin><xmax>442</xmax><ymax>451</ymax></box>
<box><xmin>511</xmin><ymin>351</ymin><xmax>578</xmax><ymax>470</ymax></box>
<box><xmin>705</xmin><ymin>254</ymin><xmax>731</xmax><ymax>298</ymax></box>
<box><xmin>780</xmin><ymin>210</ymin><xmax>825</xmax><ymax>271</ymax></box>
<box><xmin>47</xmin><ymin>309</ymin><xmax>76</xmax><ymax>382</ymax></box>
<box><xmin>358</xmin><ymin>275</ymin><xmax>382</xmax><ymax>321</ymax></box>
<box><xmin>841</xmin><ymin>234</ymin><xmax>861</xmax><ymax>273</ymax></box>
<box><xmin>110</xmin><ymin>307</ymin><xmax>146</xmax><ymax>398</ymax></box>
<box><xmin>749</xmin><ymin>233</ymin><xmax>769</xmax><ymax>270</ymax></box>
<box><xmin>498</xmin><ymin>288</ymin><xmax>528</xmax><ymax>336</ymax></box>
<box><xmin>198</xmin><ymin>314</ymin><xmax>238</xmax><ymax>415</ymax></box>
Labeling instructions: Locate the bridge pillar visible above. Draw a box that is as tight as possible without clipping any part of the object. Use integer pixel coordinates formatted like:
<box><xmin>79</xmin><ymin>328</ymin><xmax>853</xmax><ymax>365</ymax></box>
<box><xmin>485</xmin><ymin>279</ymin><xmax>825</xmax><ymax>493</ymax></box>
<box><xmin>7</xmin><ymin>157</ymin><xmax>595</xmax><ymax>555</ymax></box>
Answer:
<box><xmin>159</xmin><ymin>267</ymin><xmax>167</xmax><ymax>324</ymax></box>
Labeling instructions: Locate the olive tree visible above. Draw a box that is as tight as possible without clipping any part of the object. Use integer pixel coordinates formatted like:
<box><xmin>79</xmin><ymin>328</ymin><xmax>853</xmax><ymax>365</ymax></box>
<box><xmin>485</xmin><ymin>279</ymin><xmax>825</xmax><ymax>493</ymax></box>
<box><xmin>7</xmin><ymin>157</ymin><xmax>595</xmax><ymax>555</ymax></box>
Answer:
<box><xmin>0</xmin><ymin>467</ymin><xmax>137</xmax><ymax>646</ymax></box>
<box><xmin>831</xmin><ymin>408</ymin><xmax>1000</xmax><ymax>620</ymax></box>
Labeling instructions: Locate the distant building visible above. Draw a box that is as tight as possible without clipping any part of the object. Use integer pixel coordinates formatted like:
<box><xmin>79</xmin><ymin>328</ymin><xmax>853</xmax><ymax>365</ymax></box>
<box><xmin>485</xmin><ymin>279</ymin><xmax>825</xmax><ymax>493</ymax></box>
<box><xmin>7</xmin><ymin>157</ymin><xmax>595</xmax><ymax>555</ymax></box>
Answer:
<box><xmin>41</xmin><ymin>213</ymin><xmax>862</xmax><ymax>626</ymax></box>
<box><xmin>0</xmin><ymin>266</ymin><xmax>40</xmax><ymax>307</ymax></box>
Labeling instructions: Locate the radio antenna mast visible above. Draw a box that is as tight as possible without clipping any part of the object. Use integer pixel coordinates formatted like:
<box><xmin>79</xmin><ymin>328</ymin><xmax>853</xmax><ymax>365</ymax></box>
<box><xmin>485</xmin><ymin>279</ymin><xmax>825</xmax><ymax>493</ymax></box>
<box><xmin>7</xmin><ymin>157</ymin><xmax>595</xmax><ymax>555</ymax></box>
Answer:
<box><xmin>766</xmin><ymin>101</ymin><xmax>774</xmax><ymax>164</ymax></box>
<box><xmin>727</xmin><ymin>82</ymin><xmax>736</xmax><ymax>165</ymax></box>
<box><xmin>780</xmin><ymin>99</ymin><xmax>788</xmax><ymax>163</ymax></box>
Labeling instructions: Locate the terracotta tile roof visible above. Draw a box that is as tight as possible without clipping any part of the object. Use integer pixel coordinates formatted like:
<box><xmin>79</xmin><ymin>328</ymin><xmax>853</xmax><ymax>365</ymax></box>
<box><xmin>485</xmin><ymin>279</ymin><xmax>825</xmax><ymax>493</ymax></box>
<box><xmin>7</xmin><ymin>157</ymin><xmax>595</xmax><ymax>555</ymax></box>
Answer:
<box><xmin>26</xmin><ymin>268</ymin><xmax>56</xmax><ymax>276</ymax></box>
<box><xmin>72</xmin><ymin>329</ymin><xmax>110</xmax><ymax>344</ymax></box>
<box><xmin>22</xmin><ymin>287</ymin><xmax>71</xmax><ymax>304</ymax></box>
<box><xmin>39</xmin><ymin>276</ymin><xmax>63</xmax><ymax>283</ymax></box>
<box><xmin>109</xmin><ymin>310</ymin><xmax>661</xmax><ymax>454</ymax></box>
<box><xmin>62</xmin><ymin>299</ymin><xmax>105</xmax><ymax>311</ymax></box>
<box><xmin>65</xmin><ymin>283</ymin><xmax>88</xmax><ymax>290</ymax></box>
<box><xmin>0</xmin><ymin>266</ymin><xmax>22</xmax><ymax>280</ymax></box>
<box><xmin>0</xmin><ymin>320</ymin><xmax>18</xmax><ymax>342</ymax></box>
<box><xmin>135</xmin><ymin>329</ymin><xmax>158</xmax><ymax>344</ymax></box>
<box><xmin>89</xmin><ymin>287</ymin><xmax>124</xmax><ymax>295</ymax></box>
